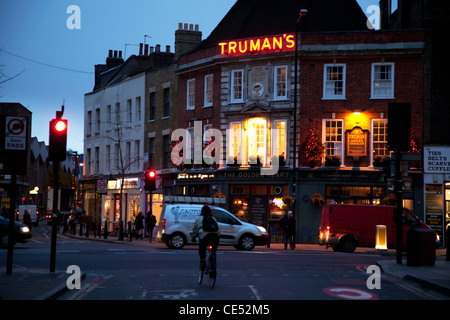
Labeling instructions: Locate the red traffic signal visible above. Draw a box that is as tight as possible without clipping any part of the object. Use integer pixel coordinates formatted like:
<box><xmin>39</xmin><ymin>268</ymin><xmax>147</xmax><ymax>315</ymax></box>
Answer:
<box><xmin>49</xmin><ymin>118</ymin><xmax>68</xmax><ymax>161</ymax></box>
<box><xmin>144</xmin><ymin>169</ymin><xmax>156</xmax><ymax>190</ymax></box>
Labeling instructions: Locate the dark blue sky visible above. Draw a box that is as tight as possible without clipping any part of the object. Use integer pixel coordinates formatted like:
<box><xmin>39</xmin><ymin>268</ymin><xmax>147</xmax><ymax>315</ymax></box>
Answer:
<box><xmin>0</xmin><ymin>0</ymin><xmax>381</xmax><ymax>153</ymax></box>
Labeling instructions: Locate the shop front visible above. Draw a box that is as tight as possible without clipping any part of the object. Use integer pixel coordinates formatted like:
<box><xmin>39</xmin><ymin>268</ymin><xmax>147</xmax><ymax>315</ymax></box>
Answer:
<box><xmin>102</xmin><ymin>177</ymin><xmax>146</xmax><ymax>234</ymax></box>
<box><xmin>174</xmin><ymin>168</ymin><xmax>294</xmax><ymax>244</ymax></box>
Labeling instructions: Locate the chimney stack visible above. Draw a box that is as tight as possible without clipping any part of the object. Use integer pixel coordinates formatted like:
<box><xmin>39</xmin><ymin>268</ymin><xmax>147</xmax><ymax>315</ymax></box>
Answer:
<box><xmin>139</xmin><ymin>43</ymin><xmax>143</xmax><ymax>55</ymax></box>
<box><xmin>144</xmin><ymin>44</ymin><xmax>149</xmax><ymax>55</ymax></box>
<box><xmin>175</xmin><ymin>22</ymin><xmax>202</xmax><ymax>58</ymax></box>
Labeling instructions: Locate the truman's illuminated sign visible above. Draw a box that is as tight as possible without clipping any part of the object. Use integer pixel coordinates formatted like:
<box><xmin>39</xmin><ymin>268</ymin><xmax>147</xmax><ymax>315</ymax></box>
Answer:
<box><xmin>219</xmin><ymin>34</ymin><xmax>295</xmax><ymax>57</ymax></box>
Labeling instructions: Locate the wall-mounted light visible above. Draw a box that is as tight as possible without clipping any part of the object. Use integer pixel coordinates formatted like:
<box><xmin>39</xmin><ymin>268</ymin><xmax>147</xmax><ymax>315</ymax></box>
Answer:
<box><xmin>353</xmin><ymin>109</ymin><xmax>362</xmax><ymax>115</ymax></box>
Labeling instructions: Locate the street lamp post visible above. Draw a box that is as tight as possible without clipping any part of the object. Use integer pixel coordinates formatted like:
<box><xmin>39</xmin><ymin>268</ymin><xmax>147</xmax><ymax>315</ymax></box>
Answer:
<box><xmin>292</xmin><ymin>9</ymin><xmax>307</xmax><ymax>201</ymax></box>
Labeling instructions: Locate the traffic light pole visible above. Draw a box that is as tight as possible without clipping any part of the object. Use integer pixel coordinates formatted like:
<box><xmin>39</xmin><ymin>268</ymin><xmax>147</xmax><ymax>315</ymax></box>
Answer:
<box><xmin>50</xmin><ymin>158</ymin><xmax>59</xmax><ymax>272</ymax></box>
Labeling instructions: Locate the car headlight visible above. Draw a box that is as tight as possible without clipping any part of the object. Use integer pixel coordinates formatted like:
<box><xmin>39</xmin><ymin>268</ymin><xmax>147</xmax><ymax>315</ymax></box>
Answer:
<box><xmin>20</xmin><ymin>226</ymin><xmax>30</xmax><ymax>233</ymax></box>
<box><xmin>257</xmin><ymin>226</ymin><xmax>267</xmax><ymax>233</ymax></box>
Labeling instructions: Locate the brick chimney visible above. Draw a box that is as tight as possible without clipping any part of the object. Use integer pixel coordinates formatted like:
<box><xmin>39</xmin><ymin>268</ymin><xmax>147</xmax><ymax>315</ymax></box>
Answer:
<box><xmin>175</xmin><ymin>22</ymin><xmax>202</xmax><ymax>58</ymax></box>
<box><xmin>94</xmin><ymin>49</ymin><xmax>124</xmax><ymax>90</ymax></box>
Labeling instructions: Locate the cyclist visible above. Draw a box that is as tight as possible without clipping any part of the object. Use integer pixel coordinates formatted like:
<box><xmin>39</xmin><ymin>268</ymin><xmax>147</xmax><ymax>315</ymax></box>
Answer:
<box><xmin>191</xmin><ymin>205</ymin><xmax>220</xmax><ymax>271</ymax></box>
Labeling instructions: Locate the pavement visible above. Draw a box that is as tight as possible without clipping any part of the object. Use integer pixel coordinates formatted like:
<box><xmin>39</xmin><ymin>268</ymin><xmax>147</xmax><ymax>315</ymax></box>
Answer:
<box><xmin>1</xmin><ymin>230</ymin><xmax>449</xmax><ymax>300</ymax></box>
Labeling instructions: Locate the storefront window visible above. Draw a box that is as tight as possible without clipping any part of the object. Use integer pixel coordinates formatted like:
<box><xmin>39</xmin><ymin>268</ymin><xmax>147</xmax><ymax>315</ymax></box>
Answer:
<box><xmin>231</xmin><ymin>197</ymin><xmax>249</xmax><ymax>222</ymax></box>
<box><xmin>326</xmin><ymin>185</ymin><xmax>386</xmax><ymax>204</ymax></box>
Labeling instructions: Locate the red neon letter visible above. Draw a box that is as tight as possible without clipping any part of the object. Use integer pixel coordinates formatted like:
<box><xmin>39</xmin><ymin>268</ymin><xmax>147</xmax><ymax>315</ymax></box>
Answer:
<box><xmin>273</xmin><ymin>36</ymin><xmax>283</xmax><ymax>50</ymax></box>
<box><xmin>285</xmin><ymin>34</ymin><xmax>295</xmax><ymax>49</ymax></box>
<box><xmin>261</xmin><ymin>37</ymin><xmax>271</xmax><ymax>51</ymax></box>
<box><xmin>250</xmin><ymin>39</ymin><xmax>260</xmax><ymax>52</ymax></box>
<box><xmin>238</xmin><ymin>40</ymin><xmax>248</xmax><ymax>53</ymax></box>
<box><xmin>219</xmin><ymin>42</ymin><xmax>227</xmax><ymax>55</ymax></box>
<box><xmin>228</xmin><ymin>41</ymin><xmax>237</xmax><ymax>54</ymax></box>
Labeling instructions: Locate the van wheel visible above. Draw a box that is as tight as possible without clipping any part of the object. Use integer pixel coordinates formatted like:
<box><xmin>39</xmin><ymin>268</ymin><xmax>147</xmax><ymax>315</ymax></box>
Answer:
<box><xmin>238</xmin><ymin>234</ymin><xmax>255</xmax><ymax>251</ymax></box>
<box><xmin>169</xmin><ymin>233</ymin><xmax>186</xmax><ymax>249</ymax></box>
<box><xmin>339</xmin><ymin>237</ymin><xmax>356</xmax><ymax>253</ymax></box>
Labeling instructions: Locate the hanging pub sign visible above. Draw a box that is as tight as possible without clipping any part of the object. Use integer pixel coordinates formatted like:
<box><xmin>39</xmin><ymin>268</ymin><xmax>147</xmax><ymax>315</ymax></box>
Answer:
<box><xmin>219</xmin><ymin>33</ymin><xmax>296</xmax><ymax>57</ymax></box>
<box><xmin>346</xmin><ymin>127</ymin><xmax>368</xmax><ymax>157</ymax></box>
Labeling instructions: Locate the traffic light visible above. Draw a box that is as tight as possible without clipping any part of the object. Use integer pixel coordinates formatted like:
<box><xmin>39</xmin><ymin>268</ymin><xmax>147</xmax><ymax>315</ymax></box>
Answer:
<box><xmin>49</xmin><ymin>118</ymin><xmax>68</xmax><ymax>161</ymax></box>
<box><xmin>144</xmin><ymin>169</ymin><xmax>156</xmax><ymax>191</ymax></box>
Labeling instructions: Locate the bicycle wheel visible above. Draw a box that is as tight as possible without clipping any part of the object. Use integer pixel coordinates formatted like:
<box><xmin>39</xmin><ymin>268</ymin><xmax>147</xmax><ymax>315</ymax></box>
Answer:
<box><xmin>207</xmin><ymin>254</ymin><xmax>216</xmax><ymax>289</ymax></box>
<box><xmin>198</xmin><ymin>260</ymin><xmax>205</xmax><ymax>285</ymax></box>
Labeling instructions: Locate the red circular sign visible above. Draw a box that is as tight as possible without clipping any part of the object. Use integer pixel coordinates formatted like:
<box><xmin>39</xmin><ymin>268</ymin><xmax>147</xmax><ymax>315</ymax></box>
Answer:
<box><xmin>7</xmin><ymin>118</ymin><xmax>25</xmax><ymax>135</ymax></box>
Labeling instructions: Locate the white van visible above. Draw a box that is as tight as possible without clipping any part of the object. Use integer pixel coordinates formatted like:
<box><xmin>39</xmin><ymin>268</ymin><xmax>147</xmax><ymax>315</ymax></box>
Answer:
<box><xmin>18</xmin><ymin>205</ymin><xmax>38</xmax><ymax>226</ymax></box>
<box><xmin>158</xmin><ymin>204</ymin><xmax>269</xmax><ymax>250</ymax></box>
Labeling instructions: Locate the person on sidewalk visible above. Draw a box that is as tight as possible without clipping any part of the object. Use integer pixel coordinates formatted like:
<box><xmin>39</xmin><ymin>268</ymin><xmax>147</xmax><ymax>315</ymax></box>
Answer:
<box><xmin>135</xmin><ymin>211</ymin><xmax>145</xmax><ymax>239</ymax></box>
<box><xmin>280</xmin><ymin>210</ymin><xmax>296</xmax><ymax>249</ymax></box>
<box><xmin>145</xmin><ymin>210</ymin><xmax>157</xmax><ymax>242</ymax></box>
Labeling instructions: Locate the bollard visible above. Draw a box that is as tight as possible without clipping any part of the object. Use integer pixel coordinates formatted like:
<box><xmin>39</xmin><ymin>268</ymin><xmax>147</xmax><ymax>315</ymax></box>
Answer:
<box><xmin>104</xmin><ymin>221</ymin><xmax>108</xmax><ymax>239</ymax></box>
<box><xmin>375</xmin><ymin>225</ymin><xmax>387</xmax><ymax>250</ymax></box>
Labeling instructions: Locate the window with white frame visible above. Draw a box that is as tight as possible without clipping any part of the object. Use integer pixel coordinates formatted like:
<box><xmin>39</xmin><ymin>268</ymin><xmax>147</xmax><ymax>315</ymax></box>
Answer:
<box><xmin>273</xmin><ymin>120</ymin><xmax>286</xmax><ymax>158</ymax></box>
<box><xmin>95</xmin><ymin>108</ymin><xmax>100</xmax><ymax>133</ymax></box>
<box><xmin>231</xmin><ymin>69</ymin><xmax>244</xmax><ymax>102</ymax></box>
<box><xmin>87</xmin><ymin>111</ymin><xmax>92</xmax><ymax>135</ymax></box>
<box><xmin>248</xmin><ymin>118</ymin><xmax>267</xmax><ymax>165</ymax></box>
<box><xmin>107</xmin><ymin>105</ymin><xmax>112</xmax><ymax>129</ymax></box>
<box><xmin>187</xmin><ymin>79</ymin><xmax>195</xmax><ymax>110</ymax></box>
<box><xmin>371</xmin><ymin>119</ymin><xmax>389</xmax><ymax>159</ymax></box>
<box><xmin>135</xmin><ymin>140</ymin><xmax>140</xmax><ymax>171</ymax></box>
<box><xmin>228</xmin><ymin>122</ymin><xmax>242</xmax><ymax>164</ymax></box>
<box><xmin>204</xmin><ymin>74</ymin><xmax>213</xmax><ymax>107</ymax></box>
<box><xmin>136</xmin><ymin>97</ymin><xmax>141</xmax><ymax>122</ymax></box>
<box><xmin>127</xmin><ymin>99</ymin><xmax>132</xmax><ymax>123</ymax></box>
<box><xmin>371</xmin><ymin>63</ymin><xmax>394</xmax><ymax>98</ymax></box>
<box><xmin>274</xmin><ymin>66</ymin><xmax>287</xmax><ymax>100</ymax></box>
<box><xmin>323</xmin><ymin>119</ymin><xmax>344</xmax><ymax>159</ymax></box>
<box><xmin>323</xmin><ymin>64</ymin><xmax>346</xmax><ymax>99</ymax></box>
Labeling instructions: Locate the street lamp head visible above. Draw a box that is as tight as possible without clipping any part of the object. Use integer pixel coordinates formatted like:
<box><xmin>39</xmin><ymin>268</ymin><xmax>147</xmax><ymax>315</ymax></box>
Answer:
<box><xmin>300</xmin><ymin>9</ymin><xmax>308</xmax><ymax>17</ymax></box>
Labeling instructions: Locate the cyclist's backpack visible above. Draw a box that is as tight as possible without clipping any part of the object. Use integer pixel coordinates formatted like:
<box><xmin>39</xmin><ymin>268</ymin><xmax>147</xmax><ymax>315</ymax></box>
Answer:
<box><xmin>202</xmin><ymin>215</ymin><xmax>218</xmax><ymax>232</ymax></box>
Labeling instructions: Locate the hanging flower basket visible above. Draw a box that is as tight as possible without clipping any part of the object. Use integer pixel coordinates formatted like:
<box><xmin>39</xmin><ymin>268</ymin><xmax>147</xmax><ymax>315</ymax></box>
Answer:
<box><xmin>282</xmin><ymin>195</ymin><xmax>294</xmax><ymax>206</ymax></box>
<box><xmin>311</xmin><ymin>193</ymin><xmax>325</xmax><ymax>207</ymax></box>
<box><xmin>381</xmin><ymin>193</ymin><xmax>397</xmax><ymax>205</ymax></box>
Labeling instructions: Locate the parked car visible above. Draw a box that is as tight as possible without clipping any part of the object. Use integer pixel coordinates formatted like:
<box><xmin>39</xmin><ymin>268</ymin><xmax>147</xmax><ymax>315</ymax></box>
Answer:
<box><xmin>158</xmin><ymin>204</ymin><xmax>269</xmax><ymax>250</ymax></box>
<box><xmin>0</xmin><ymin>216</ymin><xmax>32</xmax><ymax>248</ymax></box>
<box><xmin>318</xmin><ymin>204</ymin><xmax>439</xmax><ymax>253</ymax></box>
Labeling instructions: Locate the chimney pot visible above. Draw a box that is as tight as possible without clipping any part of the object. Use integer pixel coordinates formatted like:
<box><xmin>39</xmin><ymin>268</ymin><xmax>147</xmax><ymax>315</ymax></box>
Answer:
<box><xmin>119</xmin><ymin>51</ymin><xmax>122</xmax><ymax>58</ymax></box>
<box><xmin>150</xmin><ymin>46</ymin><xmax>154</xmax><ymax>54</ymax></box>
<box><xmin>108</xmin><ymin>50</ymin><xmax>113</xmax><ymax>58</ymax></box>
<box><xmin>114</xmin><ymin>50</ymin><xmax>118</xmax><ymax>58</ymax></box>
<box><xmin>184</xmin><ymin>23</ymin><xmax>188</xmax><ymax>30</ymax></box>
<box><xmin>166</xmin><ymin>45</ymin><xmax>171</xmax><ymax>53</ymax></box>
<box><xmin>189</xmin><ymin>24</ymin><xmax>193</xmax><ymax>31</ymax></box>
<box><xmin>178</xmin><ymin>22</ymin><xmax>183</xmax><ymax>30</ymax></box>
<box><xmin>139</xmin><ymin>43</ymin><xmax>143</xmax><ymax>55</ymax></box>
<box><xmin>155</xmin><ymin>44</ymin><xmax>161</xmax><ymax>52</ymax></box>
<box><xmin>195</xmin><ymin>24</ymin><xmax>199</xmax><ymax>31</ymax></box>
<box><xmin>144</xmin><ymin>44</ymin><xmax>149</xmax><ymax>55</ymax></box>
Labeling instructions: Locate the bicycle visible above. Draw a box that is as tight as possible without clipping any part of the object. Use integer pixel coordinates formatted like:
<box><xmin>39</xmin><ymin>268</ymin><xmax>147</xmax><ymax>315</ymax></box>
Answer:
<box><xmin>198</xmin><ymin>244</ymin><xmax>217</xmax><ymax>289</ymax></box>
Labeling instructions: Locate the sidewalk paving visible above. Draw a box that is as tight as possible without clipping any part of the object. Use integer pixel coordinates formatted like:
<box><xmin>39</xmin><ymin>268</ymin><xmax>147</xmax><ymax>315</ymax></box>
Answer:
<box><xmin>1</xmin><ymin>231</ymin><xmax>449</xmax><ymax>300</ymax></box>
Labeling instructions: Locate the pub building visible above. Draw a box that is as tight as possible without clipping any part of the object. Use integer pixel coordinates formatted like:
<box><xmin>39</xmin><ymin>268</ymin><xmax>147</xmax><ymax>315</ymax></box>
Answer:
<box><xmin>172</xmin><ymin>0</ymin><xmax>425</xmax><ymax>244</ymax></box>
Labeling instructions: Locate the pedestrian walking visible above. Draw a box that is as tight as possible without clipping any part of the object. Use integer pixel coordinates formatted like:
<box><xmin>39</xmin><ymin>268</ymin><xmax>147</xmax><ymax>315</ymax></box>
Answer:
<box><xmin>23</xmin><ymin>210</ymin><xmax>32</xmax><ymax>230</ymax></box>
<box><xmin>280</xmin><ymin>210</ymin><xmax>296</xmax><ymax>249</ymax></box>
<box><xmin>145</xmin><ymin>210</ymin><xmax>157</xmax><ymax>242</ymax></box>
<box><xmin>135</xmin><ymin>211</ymin><xmax>145</xmax><ymax>239</ymax></box>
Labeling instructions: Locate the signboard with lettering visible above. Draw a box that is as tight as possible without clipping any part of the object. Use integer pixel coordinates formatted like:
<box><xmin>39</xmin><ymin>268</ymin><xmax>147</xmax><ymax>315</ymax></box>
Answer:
<box><xmin>0</xmin><ymin>115</ymin><xmax>29</xmax><ymax>175</ymax></box>
<box><xmin>346</xmin><ymin>127</ymin><xmax>368</xmax><ymax>157</ymax></box>
<box><xmin>219</xmin><ymin>33</ymin><xmax>295</xmax><ymax>57</ymax></box>
<box><xmin>424</xmin><ymin>184</ymin><xmax>444</xmax><ymax>240</ymax></box>
<box><xmin>424</xmin><ymin>146</ymin><xmax>450</xmax><ymax>173</ymax></box>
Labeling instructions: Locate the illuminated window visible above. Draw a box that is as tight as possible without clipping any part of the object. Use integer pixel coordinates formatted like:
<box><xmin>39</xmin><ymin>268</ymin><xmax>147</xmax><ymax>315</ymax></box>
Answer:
<box><xmin>323</xmin><ymin>119</ymin><xmax>344</xmax><ymax>159</ymax></box>
<box><xmin>273</xmin><ymin>120</ymin><xmax>286</xmax><ymax>158</ymax></box>
<box><xmin>204</xmin><ymin>74</ymin><xmax>213</xmax><ymax>107</ymax></box>
<box><xmin>274</xmin><ymin>66</ymin><xmax>287</xmax><ymax>100</ymax></box>
<box><xmin>231</xmin><ymin>70</ymin><xmax>244</xmax><ymax>102</ymax></box>
<box><xmin>187</xmin><ymin>79</ymin><xmax>195</xmax><ymax>110</ymax></box>
<box><xmin>323</xmin><ymin>64</ymin><xmax>346</xmax><ymax>99</ymax></box>
<box><xmin>248</xmin><ymin>118</ymin><xmax>267</xmax><ymax>165</ymax></box>
<box><xmin>372</xmin><ymin>119</ymin><xmax>389</xmax><ymax>158</ymax></box>
<box><xmin>229</xmin><ymin>122</ymin><xmax>242</xmax><ymax>163</ymax></box>
<box><xmin>371</xmin><ymin>63</ymin><xmax>394</xmax><ymax>98</ymax></box>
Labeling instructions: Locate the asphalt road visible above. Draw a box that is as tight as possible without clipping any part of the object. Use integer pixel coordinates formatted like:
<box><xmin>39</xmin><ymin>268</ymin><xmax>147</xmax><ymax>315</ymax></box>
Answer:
<box><xmin>2</xmin><ymin>222</ymin><xmax>447</xmax><ymax>302</ymax></box>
